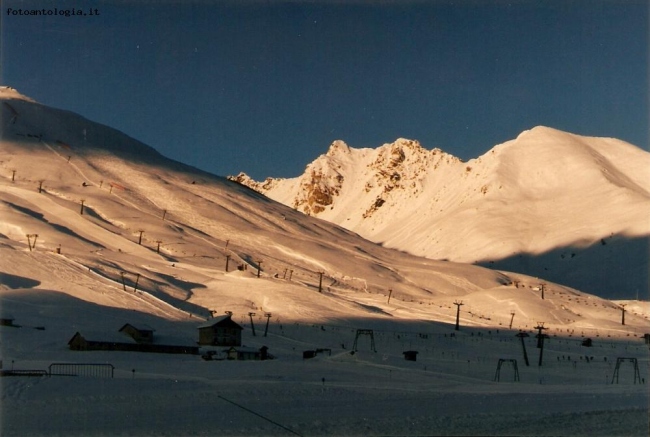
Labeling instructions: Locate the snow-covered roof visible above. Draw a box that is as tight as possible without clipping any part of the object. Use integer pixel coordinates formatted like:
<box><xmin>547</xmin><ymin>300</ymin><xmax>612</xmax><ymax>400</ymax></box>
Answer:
<box><xmin>197</xmin><ymin>315</ymin><xmax>242</xmax><ymax>329</ymax></box>
<box><xmin>226</xmin><ymin>346</ymin><xmax>261</xmax><ymax>354</ymax></box>
<box><xmin>119</xmin><ymin>323</ymin><xmax>156</xmax><ymax>333</ymax></box>
<box><xmin>70</xmin><ymin>330</ymin><xmax>136</xmax><ymax>344</ymax></box>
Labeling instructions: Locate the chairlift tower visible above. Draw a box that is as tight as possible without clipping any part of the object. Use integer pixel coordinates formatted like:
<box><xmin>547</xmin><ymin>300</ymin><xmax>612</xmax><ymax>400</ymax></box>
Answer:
<box><xmin>453</xmin><ymin>301</ymin><xmax>464</xmax><ymax>331</ymax></box>
<box><xmin>534</xmin><ymin>322</ymin><xmax>548</xmax><ymax>366</ymax></box>
<box><xmin>515</xmin><ymin>332</ymin><xmax>530</xmax><ymax>366</ymax></box>
<box><xmin>249</xmin><ymin>312</ymin><xmax>257</xmax><ymax>336</ymax></box>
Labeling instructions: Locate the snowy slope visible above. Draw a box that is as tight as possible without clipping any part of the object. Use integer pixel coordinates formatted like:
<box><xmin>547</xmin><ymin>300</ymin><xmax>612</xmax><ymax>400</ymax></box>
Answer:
<box><xmin>1</xmin><ymin>86</ymin><xmax>646</xmax><ymax>330</ymax></box>
<box><xmin>1</xmin><ymin>87</ymin><xmax>648</xmax><ymax>436</ymax></box>
<box><xmin>232</xmin><ymin>130</ymin><xmax>650</xmax><ymax>299</ymax></box>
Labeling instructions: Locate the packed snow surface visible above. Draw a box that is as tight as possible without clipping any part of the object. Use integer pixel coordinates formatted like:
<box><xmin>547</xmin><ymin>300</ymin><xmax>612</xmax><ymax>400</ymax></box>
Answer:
<box><xmin>1</xmin><ymin>87</ymin><xmax>648</xmax><ymax>436</ymax></box>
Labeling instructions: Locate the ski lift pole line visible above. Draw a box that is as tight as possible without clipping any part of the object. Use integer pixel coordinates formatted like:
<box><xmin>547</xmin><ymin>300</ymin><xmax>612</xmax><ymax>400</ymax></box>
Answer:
<box><xmin>51</xmin><ymin>254</ymin><xmax>181</xmax><ymax>318</ymax></box>
<box><xmin>41</xmin><ymin>141</ymin><xmax>90</xmax><ymax>178</ymax></box>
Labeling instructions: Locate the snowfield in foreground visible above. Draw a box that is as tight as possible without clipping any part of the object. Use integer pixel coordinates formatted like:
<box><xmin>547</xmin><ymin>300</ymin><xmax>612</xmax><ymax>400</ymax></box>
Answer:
<box><xmin>2</xmin><ymin>289</ymin><xmax>649</xmax><ymax>437</ymax></box>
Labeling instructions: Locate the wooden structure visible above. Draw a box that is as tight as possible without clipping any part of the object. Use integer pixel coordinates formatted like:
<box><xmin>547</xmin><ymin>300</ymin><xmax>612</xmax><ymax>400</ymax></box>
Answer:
<box><xmin>302</xmin><ymin>348</ymin><xmax>331</xmax><ymax>360</ymax></box>
<box><xmin>68</xmin><ymin>331</ymin><xmax>125</xmax><ymax>351</ymax></box>
<box><xmin>49</xmin><ymin>363</ymin><xmax>115</xmax><ymax>378</ymax></box>
<box><xmin>226</xmin><ymin>346</ymin><xmax>270</xmax><ymax>361</ymax></box>
<box><xmin>403</xmin><ymin>350</ymin><xmax>419</xmax><ymax>362</ymax></box>
<box><xmin>197</xmin><ymin>315</ymin><xmax>243</xmax><ymax>346</ymax></box>
<box><xmin>119</xmin><ymin>323</ymin><xmax>154</xmax><ymax>344</ymax></box>
<box><xmin>68</xmin><ymin>331</ymin><xmax>198</xmax><ymax>355</ymax></box>
<box><xmin>0</xmin><ymin>315</ymin><xmax>16</xmax><ymax>327</ymax></box>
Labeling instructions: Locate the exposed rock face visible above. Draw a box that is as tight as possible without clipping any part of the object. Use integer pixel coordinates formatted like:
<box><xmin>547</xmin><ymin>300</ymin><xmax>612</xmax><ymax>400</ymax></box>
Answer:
<box><xmin>360</xmin><ymin>138</ymin><xmax>461</xmax><ymax>218</ymax></box>
<box><xmin>229</xmin><ymin>172</ymin><xmax>281</xmax><ymax>192</ymax></box>
<box><xmin>230</xmin><ymin>141</ymin><xmax>349</xmax><ymax>216</ymax></box>
<box><xmin>295</xmin><ymin>168</ymin><xmax>343</xmax><ymax>215</ymax></box>
<box><xmin>231</xmin><ymin>138</ymin><xmax>462</xmax><ymax>218</ymax></box>
<box><xmin>291</xmin><ymin>142</ymin><xmax>347</xmax><ymax>215</ymax></box>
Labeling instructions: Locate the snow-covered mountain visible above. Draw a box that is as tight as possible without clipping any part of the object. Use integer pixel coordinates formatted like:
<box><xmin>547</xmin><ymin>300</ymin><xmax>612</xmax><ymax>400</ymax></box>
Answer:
<box><xmin>231</xmin><ymin>129</ymin><xmax>650</xmax><ymax>300</ymax></box>
<box><xmin>2</xmin><ymin>87</ymin><xmax>649</xmax><ymax>436</ymax></box>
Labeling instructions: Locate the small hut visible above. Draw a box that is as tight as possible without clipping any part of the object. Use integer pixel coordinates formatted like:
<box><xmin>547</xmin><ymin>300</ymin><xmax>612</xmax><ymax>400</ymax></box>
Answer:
<box><xmin>403</xmin><ymin>350</ymin><xmax>419</xmax><ymax>362</ymax></box>
<box><xmin>0</xmin><ymin>315</ymin><xmax>16</xmax><ymax>327</ymax></box>
<box><xmin>226</xmin><ymin>346</ymin><xmax>270</xmax><ymax>361</ymax></box>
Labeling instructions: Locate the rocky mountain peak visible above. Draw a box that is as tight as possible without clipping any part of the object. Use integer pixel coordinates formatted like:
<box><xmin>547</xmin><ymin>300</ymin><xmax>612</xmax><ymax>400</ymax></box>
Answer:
<box><xmin>325</xmin><ymin>140</ymin><xmax>351</xmax><ymax>157</ymax></box>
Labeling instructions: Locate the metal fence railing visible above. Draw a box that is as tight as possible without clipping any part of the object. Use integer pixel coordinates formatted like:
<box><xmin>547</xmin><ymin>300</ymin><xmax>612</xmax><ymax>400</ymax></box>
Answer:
<box><xmin>48</xmin><ymin>363</ymin><xmax>115</xmax><ymax>378</ymax></box>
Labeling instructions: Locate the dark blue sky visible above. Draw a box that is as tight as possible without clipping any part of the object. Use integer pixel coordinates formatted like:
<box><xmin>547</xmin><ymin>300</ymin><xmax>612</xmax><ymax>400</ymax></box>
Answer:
<box><xmin>2</xmin><ymin>0</ymin><xmax>647</xmax><ymax>179</ymax></box>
